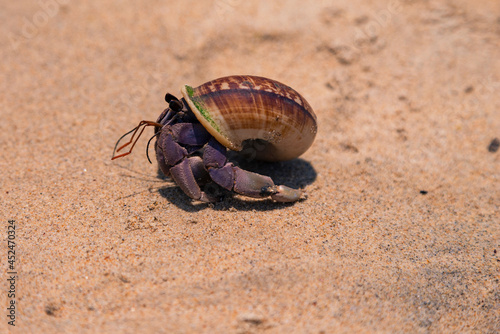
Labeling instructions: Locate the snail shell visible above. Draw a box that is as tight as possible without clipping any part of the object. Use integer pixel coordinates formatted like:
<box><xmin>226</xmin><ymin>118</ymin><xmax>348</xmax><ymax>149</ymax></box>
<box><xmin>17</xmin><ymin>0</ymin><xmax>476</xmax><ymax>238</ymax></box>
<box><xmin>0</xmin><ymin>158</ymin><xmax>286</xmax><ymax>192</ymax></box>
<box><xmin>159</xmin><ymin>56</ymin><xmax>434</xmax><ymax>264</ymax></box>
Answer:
<box><xmin>181</xmin><ymin>75</ymin><xmax>317</xmax><ymax>162</ymax></box>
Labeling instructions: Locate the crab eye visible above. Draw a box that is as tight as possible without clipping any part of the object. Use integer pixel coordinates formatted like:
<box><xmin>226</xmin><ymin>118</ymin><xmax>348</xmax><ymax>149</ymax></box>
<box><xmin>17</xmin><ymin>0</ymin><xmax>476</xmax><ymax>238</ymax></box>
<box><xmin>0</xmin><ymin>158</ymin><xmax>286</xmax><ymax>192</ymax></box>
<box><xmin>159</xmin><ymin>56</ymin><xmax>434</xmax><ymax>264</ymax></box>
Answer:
<box><xmin>165</xmin><ymin>93</ymin><xmax>178</xmax><ymax>103</ymax></box>
<box><xmin>169</xmin><ymin>99</ymin><xmax>183</xmax><ymax>112</ymax></box>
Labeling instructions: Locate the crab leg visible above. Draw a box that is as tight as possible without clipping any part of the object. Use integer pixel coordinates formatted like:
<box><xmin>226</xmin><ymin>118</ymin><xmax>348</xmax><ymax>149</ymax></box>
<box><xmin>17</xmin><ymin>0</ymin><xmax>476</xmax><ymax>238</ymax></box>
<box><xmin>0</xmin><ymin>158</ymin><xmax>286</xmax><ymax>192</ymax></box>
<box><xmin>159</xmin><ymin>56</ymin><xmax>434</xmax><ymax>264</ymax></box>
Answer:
<box><xmin>203</xmin><ymin>138</ymin><xmax>302</xmax><ymax>202</ymax></box>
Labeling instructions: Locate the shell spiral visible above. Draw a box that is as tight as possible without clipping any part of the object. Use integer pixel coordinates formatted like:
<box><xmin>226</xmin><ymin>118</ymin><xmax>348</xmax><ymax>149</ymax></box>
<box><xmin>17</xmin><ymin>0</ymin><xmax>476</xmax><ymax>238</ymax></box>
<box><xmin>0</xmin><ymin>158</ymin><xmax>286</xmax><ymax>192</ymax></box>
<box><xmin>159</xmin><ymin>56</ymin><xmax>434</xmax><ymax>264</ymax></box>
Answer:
<box><xmin>181</xmin><ymin>75</ymin><xmax>317</xmax><ymax>161</ymax></box>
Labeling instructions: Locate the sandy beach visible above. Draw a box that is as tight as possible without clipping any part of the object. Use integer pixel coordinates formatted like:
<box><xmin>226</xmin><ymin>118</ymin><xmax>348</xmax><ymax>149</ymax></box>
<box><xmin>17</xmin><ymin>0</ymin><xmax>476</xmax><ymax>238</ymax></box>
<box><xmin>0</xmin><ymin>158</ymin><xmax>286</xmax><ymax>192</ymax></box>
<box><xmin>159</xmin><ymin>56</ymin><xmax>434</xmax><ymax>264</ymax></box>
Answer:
<box><xmin>1</xmin><ymin>0</ymin><xmax>499</xmax><ymax>332</ymax></box>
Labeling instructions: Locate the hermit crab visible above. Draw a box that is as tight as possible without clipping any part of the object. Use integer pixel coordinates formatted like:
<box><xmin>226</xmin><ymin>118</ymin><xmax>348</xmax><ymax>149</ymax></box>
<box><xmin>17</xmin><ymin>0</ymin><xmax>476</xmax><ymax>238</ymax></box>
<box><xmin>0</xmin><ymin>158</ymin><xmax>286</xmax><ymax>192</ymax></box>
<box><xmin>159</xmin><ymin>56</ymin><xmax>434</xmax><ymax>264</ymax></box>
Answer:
<box><xmin>112</xmin><ymin>75</ymin><xmax>317</xmax><ymax>203</ymax></box>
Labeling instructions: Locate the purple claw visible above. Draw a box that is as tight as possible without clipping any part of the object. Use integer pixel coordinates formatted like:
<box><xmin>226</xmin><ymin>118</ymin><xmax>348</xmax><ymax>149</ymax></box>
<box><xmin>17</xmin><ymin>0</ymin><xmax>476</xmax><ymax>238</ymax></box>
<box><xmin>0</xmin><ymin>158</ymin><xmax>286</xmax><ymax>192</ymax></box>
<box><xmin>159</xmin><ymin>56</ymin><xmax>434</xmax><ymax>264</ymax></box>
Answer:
<box><xmin>202</xmin><ymin>137</ymin><xmax>302</xmax><ymax>201</ymax></box>
<box><xmin>232</xmin><ymin>167</ymin><xmax>275</xmax><ymax>198</ymax></box>
<box><xmin>157</xmin><ymin>133</ymin><xmax>188</xmax><ymax>166</ymax></box>
<box><xmin>169</xmin><ymin>159</ymin><xmax>216</xmax><ymax>202</ymax></box>
<box><xmin>156</xmin><ymin>142</ymin><xmax>170</xmax><ymax>176</ymax></box>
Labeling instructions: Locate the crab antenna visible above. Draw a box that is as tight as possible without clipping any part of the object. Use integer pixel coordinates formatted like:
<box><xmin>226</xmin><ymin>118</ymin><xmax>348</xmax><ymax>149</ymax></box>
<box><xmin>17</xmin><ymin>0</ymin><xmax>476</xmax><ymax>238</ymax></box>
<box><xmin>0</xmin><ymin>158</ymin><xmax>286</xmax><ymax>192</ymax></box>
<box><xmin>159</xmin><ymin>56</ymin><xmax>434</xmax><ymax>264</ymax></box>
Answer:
<box><xmin>112</xmin><ymin>126</ymin><xmax>138</xmax><ymax>157</ymax></box>
<box><xmin>144</xmin><ymin>111</ymin><xmax>183</xmax><ymax>163</ymax></box>
<box><xmin>111</xmin><ymin>120</ymin><xmax>163</xmax><ymax>160</ymax></box>
<box><xmin>145</xmin><ymin>132</ymin><xmax>161</xmax><ymax>164</ymax></box>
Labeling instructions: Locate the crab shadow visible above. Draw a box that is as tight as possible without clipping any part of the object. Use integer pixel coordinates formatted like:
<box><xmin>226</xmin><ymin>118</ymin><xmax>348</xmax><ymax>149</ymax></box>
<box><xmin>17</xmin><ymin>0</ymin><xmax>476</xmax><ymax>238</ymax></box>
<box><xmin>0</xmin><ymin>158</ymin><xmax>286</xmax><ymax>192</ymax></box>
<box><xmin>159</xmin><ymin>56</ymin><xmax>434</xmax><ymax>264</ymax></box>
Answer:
<box><xmin>156</xmin><ymin>155</ymin><xmax>317</xmax><ymax>212</ymax></box>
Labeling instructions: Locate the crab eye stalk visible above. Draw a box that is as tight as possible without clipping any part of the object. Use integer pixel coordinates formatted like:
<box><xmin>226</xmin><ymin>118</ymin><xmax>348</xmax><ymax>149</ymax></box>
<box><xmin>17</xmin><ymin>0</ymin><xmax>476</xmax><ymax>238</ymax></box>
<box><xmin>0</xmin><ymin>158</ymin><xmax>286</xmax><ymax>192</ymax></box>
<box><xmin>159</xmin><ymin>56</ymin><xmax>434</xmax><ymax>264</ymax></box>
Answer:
<box><xmin>165</xmin><ymin>93</ymin><xmax>178</xmax><ymax>103</ymax></box>
<box><xmin>168</xmin><ymin>99</ymin><xmax>183</xmax><ymax>112</ymax></box>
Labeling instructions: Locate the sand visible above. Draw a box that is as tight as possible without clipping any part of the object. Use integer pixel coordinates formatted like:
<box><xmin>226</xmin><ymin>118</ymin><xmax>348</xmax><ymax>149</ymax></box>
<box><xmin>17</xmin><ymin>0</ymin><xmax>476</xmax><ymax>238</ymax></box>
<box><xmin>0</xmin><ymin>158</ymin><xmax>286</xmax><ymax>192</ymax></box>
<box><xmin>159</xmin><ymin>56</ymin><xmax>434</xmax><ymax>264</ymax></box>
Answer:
<box><xmin>1</xmin><ymin>0</ymin><xmax>499</xmax><ymax>333</ymax></box>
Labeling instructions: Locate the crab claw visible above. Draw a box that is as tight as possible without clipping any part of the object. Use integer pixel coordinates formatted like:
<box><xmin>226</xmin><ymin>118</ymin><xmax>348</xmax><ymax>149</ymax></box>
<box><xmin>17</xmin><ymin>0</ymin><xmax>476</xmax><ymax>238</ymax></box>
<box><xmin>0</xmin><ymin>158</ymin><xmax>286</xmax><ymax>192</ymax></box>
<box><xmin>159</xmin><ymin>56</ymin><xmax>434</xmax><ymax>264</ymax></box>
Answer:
<box><xmin>231</xmin><ymin>168</ymin><xmax>302</xmax><ymax>202</ymax></box>
<box><xmin>270</xmin><ymin>185</ymin><xmax>303</xmax><ymax>202</ymax></box>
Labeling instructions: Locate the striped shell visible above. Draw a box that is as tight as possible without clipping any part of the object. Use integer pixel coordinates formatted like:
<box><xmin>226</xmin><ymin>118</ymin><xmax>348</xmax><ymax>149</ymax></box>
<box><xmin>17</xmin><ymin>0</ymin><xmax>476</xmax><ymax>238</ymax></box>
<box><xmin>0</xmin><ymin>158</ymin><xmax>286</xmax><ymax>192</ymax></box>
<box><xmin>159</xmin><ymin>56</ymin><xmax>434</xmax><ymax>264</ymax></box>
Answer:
<box><xmin>181</xmin><ymin>75</ymin><xmax>317</xmax><ymax>161</ymax></box>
